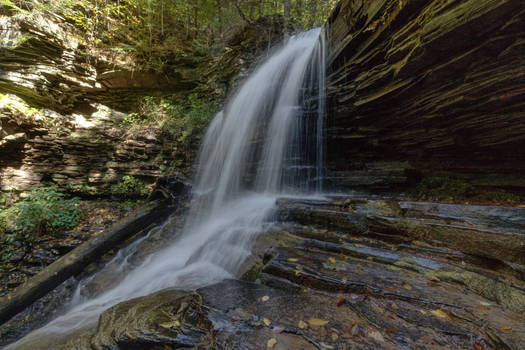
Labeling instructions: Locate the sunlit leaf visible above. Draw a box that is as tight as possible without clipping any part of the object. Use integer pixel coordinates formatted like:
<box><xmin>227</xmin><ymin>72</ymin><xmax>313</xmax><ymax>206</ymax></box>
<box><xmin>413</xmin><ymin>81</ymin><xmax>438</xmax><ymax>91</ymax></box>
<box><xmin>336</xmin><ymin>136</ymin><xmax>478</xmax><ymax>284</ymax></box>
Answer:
<box><xmin>500</xmin><ymin>326</ymin><xmax>512</xmax><ymax>331</ymax></box>
<box><xmin>476</xmin><ymin>305</ymin><xmax>489</xmax><ymax>311</ymax></box>
<box><xmin>431</xmin><ymin>309</ymin><xmax>448</xmax><ymax>319</ymax></box>
<box><xmin>298</xmin><ymin>320</ymin><xmax>308</xmax><ymax>329</ymax></box>
<box><xmin>263</xmin><ymin>318</ymin><xmax>271</xmax><ymax>326</ymax></box>
<box><xmin>308</xmin><ymin>318</ymin><xmax>329</xmax><ymax>326</ymax></box>
<box><xmin>160</xmin><ymin>320</ymin><xmax>180</xmax><ymax>329</ymax></box>
<box><xmin>368</xmin><ymin>330</ymin><xmax>384</xmax><ymax>342</ymax></box>
<box><xmin>267</xmin><ymin>338</ymin><xmax>277</xmax><ymax>349</ymax></box>
<box><xmin>288</xmin><ymin>258</ymin><xmax>298</xmax><ymax>262</ymax></box>
<box><xmin>328</xmin><ymin>257</ymin><xmax>336</xmax><ymax>263</ymax></box>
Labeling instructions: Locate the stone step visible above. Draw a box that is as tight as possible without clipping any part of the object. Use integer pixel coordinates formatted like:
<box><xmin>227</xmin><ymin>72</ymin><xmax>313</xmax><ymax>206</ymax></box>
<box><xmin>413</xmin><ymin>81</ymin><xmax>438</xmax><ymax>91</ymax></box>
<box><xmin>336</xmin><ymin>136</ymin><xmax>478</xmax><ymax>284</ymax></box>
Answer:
<box><xmin>276</xmin><ymin>197</ymin><xmax>525</xmax><ymax>265</ymax></box>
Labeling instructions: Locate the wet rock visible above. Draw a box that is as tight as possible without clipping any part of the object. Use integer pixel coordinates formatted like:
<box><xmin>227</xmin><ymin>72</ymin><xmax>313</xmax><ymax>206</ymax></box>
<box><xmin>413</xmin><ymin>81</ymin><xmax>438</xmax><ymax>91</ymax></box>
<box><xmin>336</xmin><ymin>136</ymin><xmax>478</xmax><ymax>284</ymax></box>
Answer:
<box><xmin>149</xmin><ymin>173</ymin><xmax>192</xmax><ymax>203</ymax></box>
<box><xmin>277</xmin><ymin>197</ymin><xmax>525</xmax><ymax>265</ymax></box>
<box><xmin>5</xmin><ymin>195</ymin><xmax>525</xmax><ymax>349</ymax></box>
<box><xmin>6</xmin><ymin>273</ymin><xmax>26</xmax><ymax>288</ymax></box>
<box><xmin>24</xmin><ymin>249</ymin><xmax>56</xmax><ymax>266</ymax></box>
<box><xmin>9</xmin><ymin>250</ymin><xmax>26</xmax><ymax>263</ymax></box>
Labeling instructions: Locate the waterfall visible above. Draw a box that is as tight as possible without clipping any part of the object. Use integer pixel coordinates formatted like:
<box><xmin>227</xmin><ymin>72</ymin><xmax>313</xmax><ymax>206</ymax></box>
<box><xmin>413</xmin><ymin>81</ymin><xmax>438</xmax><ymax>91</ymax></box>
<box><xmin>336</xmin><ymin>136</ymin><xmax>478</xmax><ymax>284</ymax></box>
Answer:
<box><xmin>8</xmin><ymin>28</ymin><xmax>326</xmax><ymax>349</ymax></box>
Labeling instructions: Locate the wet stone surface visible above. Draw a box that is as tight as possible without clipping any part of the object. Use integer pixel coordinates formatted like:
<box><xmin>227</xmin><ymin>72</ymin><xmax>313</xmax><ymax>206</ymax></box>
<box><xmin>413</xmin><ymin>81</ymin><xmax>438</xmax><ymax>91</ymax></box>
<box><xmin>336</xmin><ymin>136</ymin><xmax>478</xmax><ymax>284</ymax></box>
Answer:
<box><xmin>8</xmin><ymin>196</ymin><xmax>525</xmax><ymax>349</ymax></box>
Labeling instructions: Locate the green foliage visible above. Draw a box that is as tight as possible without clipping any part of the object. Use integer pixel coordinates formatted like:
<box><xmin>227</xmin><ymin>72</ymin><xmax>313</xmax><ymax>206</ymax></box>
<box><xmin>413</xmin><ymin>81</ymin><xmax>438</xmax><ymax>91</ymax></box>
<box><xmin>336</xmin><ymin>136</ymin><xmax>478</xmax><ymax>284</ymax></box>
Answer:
<box><xmin>122</xmin><ymin>94</ymin><xmax>219</xmax><ymax>143</ymax></box>
<box><xmin>0</xmin><ymin>0</ymin><xmax>28</xmax><ymax>14</ymax></box>
<box><xmin>24</xmin><ymin>0</ymin><xmax>336</xmax><ymax>72</ymax></box>
<box><xmin>111</xmin><ymin>175</ymin><xmax>149</xmax><ymax>198</ymax></box>
<box><xmin>0</xmin><ymin>185</ymin><xmax>81</xmax><ymax>237</ymax></box>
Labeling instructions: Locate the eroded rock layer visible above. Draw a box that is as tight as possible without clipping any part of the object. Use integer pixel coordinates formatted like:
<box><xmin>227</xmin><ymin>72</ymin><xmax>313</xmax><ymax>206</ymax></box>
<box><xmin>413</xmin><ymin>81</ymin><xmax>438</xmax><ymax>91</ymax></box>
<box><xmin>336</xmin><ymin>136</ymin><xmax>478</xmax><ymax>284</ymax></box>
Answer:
<box><xmin>324</xmin><ymin>0</ymin><xmax>525</xmax><ymax>192</ymax></box>
<box><xmin>10</xmin><ymin>196</ymin><xmax>525</xmax><ymax>349</ymax></box>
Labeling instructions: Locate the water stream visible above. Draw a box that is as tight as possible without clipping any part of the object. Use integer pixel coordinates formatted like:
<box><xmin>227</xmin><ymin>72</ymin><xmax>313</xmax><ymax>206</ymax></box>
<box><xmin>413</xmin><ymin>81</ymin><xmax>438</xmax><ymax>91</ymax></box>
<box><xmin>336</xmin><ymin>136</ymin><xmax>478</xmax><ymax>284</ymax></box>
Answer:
<box><xmin>7</xmin><ymin>27</ymin><xmax>326</xmax><ymax>349</ymax></box>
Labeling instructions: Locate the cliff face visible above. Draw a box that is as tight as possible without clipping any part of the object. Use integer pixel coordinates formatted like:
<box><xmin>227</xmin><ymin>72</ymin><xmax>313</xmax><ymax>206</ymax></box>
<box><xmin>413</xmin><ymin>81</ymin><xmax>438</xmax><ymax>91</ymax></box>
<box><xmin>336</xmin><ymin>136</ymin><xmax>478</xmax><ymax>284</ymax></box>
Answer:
<box><xmin>324</xmin><ymin>0</ymin><xmax>525</xmax><ymax>196</ymax></box>
<box><xmin>0</xmin><ymin>9</ymin><xmax>283</xmax><ymax>195</ymax></box>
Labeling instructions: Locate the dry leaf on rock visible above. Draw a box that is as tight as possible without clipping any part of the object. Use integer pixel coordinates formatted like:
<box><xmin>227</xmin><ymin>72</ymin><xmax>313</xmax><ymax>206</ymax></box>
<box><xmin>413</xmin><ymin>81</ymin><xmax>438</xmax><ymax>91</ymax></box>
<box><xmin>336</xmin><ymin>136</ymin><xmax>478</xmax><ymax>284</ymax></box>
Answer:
<box><xmin>308</xmin><ymin>318</ymin><xmax>328</xmax><ymax>326</ymax></box>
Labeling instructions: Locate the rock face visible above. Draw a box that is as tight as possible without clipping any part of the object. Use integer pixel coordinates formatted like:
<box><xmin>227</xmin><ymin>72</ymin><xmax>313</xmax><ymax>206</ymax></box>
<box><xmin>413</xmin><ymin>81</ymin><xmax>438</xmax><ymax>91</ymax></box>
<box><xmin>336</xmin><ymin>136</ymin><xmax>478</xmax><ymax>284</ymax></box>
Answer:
<box><xmin>0</xmin><ymin>10</ymin><xmax>194</xmax><ymax>194</ymax></box>
<box><xmin>0</xmin><ymin>10</ymin><xmax>283</xmax><ymax>195</ymax></box>
<box><xmin>10</xmin><ymin>196</ymin><xmax>525</xmax><ymax>349</ymax></box>
<box><xmin>0</xmin><ymin>95</ymin><xmax>173</xmax><ymax>193</ymax></box>
<box><xmin>0</xmin><ymin>13</ymin><xmax>187</xmax><ymax>112</ymax></box>
<box><xmin>324</xmin><ymin>0</ymin><xmax>525</xmax><ymax>193</ymax></box>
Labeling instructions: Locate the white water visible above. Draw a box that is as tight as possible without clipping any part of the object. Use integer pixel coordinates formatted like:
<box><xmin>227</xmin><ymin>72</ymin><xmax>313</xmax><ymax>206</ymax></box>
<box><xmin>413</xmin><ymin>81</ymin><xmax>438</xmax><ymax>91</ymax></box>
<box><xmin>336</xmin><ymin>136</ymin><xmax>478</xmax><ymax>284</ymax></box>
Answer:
<box><xmin>7</xmin><ymin>28</ymin><xmax>326</xmax><ymax>349</ymax></box>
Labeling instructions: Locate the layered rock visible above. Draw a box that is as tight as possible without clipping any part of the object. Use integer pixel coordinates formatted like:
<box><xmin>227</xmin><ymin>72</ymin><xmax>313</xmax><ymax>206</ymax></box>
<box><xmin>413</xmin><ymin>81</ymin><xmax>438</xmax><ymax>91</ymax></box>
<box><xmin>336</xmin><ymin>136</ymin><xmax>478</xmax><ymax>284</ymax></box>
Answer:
<box><xmin>7</xmin><ymin>196</ymin><xmax>525</xmax><ymax>349</ymax></box>
<box><xmin>0</xmin><ymin>12</ymin><xmax>188</xmax><ymax>112</ymax></box>
<box><xmin>0</xmin><ymin>9</ymin><xmax>284</xmax><ymax>195</ymax></box>
<box><xmin>324</xmin><ymin>0</ymin><xmax>525</xmax><ymax>194</ymax></box>
<box><xmin>0</xmin><ymin>95</ymin><xmax>178</xmax><ymax>193</ymax></box>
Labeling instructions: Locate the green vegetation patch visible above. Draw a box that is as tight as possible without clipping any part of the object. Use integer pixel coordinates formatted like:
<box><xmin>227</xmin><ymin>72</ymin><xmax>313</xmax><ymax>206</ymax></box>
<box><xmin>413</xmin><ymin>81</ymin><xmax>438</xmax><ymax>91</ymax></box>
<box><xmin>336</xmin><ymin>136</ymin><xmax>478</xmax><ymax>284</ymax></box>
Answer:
<box><xmin>122</xmin><ymin>93</ymin><xmax>220</xmax><ymax>143</ymax></box>
<box><xmin>0</xmin><ymin>185</ymin><xmax>81</xmax><ymax>238</ymax></box>
<box><xmin>110</xmin><ymin>175</ymin><xmax>149</xmax><ymax>198</ymax></box>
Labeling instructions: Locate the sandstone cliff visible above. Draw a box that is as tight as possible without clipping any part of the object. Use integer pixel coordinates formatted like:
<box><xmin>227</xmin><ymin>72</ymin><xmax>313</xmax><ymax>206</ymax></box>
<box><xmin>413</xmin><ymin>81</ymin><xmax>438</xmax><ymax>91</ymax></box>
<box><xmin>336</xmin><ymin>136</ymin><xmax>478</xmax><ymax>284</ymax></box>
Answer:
<box><xmin>325</xmin><ymin>0</ymin><xmax>525</xmax><ymax>200</ymax></box>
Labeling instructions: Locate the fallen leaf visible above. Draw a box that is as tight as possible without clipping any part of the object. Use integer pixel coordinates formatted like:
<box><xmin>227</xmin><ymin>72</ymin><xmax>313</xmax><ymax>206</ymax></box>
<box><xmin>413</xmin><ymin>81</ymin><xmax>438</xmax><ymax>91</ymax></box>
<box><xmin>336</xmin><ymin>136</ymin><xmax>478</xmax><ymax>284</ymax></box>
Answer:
<box><xmin>337</xmin><ymin>296</ymin><xmax>346</xmax><ymax>307</ymax></box>
<box><xmin>288</xmin><ymin>258</ymin><xmax>298</xmax><ymax>262</ymax></box>
<box><xmin>391</xmin><ymin>302</ymin><xmax>398</xmax><ymax>310</ymax></box>
<box><xmin>350</xmin><ymin>324</ymin><xmax>363</xmax><ymax>337</ymax></box>
<box><xmin>476</xmin><ymin>305</ymin><xmax>489</xmax><ymax>311</ymax></box>
<box><xmin>328</xmin><ymin>257</ymin><xmax>336</xmax><ymax>263</ymax></box>
<box><xmin>303</xmin><ymin>288</ymin><xmax>308</xmax><ymax>292</ymax></box>
<box><xmin>331</xmin><ymin>333</ymin><xmax>339</xmax><ymax>341</ymax></box>
<box><xmin>261</xmin><ymin>295</ymin><xmax>270</xmax><ymax>302</ymax></box>
<box><xmin>402</xmin><ymin>283</ymin><xmax>412</xmax><ymax>290</ymax></box>
<box><xmin>431</xmin><ymin>309</ymin><xmax>448</xmax><ymax>319</ymax></box>
<box><xmin>420</xmin><ymin>310</ymin><xmax>427</xmax><ymax>315</ymax></box>
<box><xmin>368</xmin><ymin>330</ymin><xmax>385</xmax><ymax>342</ymax></box>
<box><xmin>308</xmin><ymin>318</ymin><xmax>329</xmax><ymax>326</ymax></box>
<box><xmin>263</xmin><ymin>318</ymin><xmax>271</xmax><ymax>326</ymax></box>
<box><xmin>298</xmin><ymin>320</ymin><xmax>308</xmax><ymax>329</ymax></box>
<box><xmin>267</xmin><ymin>338</ymin><xmax>277</xmax><ymax>349</ymax></box>
<box><xmin>500</xmin><ymin>326</ymin><xmax>512</xmax><ymax>331</ymax></box>
<box><xmin>473</xmin><ymin>341</ymin><xmax>485</xmax><ymax>350</ymax></box>
<box><xmin>160</xmin><ymin>320</ymin><xmax>180</xmax><ymax>329</ymax></box>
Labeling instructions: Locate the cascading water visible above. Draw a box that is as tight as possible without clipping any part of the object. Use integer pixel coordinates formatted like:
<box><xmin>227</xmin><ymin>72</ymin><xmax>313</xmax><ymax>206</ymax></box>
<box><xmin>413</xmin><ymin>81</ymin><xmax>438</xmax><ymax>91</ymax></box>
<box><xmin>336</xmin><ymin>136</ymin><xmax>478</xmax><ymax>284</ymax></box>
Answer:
<box><xmin>7</xmin><ymin>28</ymin><xmax>326</xmax><ymax>349</ymax></box>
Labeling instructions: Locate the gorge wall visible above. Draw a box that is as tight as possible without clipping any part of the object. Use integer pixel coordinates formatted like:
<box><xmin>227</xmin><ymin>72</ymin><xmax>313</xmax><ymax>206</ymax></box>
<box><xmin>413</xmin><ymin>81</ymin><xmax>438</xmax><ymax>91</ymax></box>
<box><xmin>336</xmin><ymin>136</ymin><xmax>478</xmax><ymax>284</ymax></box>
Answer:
<box><xmin>325</xmin><ymin>0</ymin><xmax>525</xmax><ymax>199</ymax></box>
<box><xmin>0</xmin><ymin>7</ymin><xmax>283</xmax><ymax>195</ymax></box>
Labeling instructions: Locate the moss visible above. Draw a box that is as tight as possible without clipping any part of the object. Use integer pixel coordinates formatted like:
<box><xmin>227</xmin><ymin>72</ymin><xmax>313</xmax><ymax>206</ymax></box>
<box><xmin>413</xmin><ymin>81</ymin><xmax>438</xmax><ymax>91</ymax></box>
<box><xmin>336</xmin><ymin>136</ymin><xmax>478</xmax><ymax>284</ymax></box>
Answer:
<box><xmin>425</xmin><ymin>268</ymin><xmax>525</xmax><ymax>313</ymax></box>
<box><xmin>0</xmin><ymin>0</ymin><xmax>28</xmax><ymax>14</ymax></box>
<box><xmin>0</xmin><ymin>93</ymin><xmax>39</xmax><ymax>118</ymax></box>
<box><xmin>241</xmin><ymin>262</ymin><xmax>264</xmax><ymax>282</ymax></box>
<box><xmin>394</xmin><ymin>257</ymin><xmax>428</xmax><ymax>273</ymax></box>
<box><xmin>1</xmin><ymin>34</ymin><xmax>39</xmax><ymax>50</ymax></box>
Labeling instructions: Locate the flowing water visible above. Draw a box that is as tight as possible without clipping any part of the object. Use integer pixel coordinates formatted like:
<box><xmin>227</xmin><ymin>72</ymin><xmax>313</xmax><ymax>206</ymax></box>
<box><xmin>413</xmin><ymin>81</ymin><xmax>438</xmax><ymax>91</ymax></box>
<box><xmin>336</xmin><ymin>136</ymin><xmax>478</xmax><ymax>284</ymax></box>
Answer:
<box><xmin>7</xmin><ymin>28</ymin><xmax>326</xmax><ymax>349</ymax></box>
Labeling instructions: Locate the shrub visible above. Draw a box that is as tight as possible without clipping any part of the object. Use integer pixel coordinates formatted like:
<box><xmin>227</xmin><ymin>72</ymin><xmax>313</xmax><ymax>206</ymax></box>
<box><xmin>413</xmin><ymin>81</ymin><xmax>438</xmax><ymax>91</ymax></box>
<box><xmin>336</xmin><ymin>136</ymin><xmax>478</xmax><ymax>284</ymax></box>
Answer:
<box><xmin>0</xmin><ymin>185</ymin><xmax>81</xmax><ymax>237</ymax></box>
<box><xmin>121</xmin><ymin>94</ymin><xmax>219</xmax><ymax>143</ymax></box>
<box><xmin>110</xmin><ymin>175</ymin><xmax>149</xmax><ymax>198</ymax></box>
